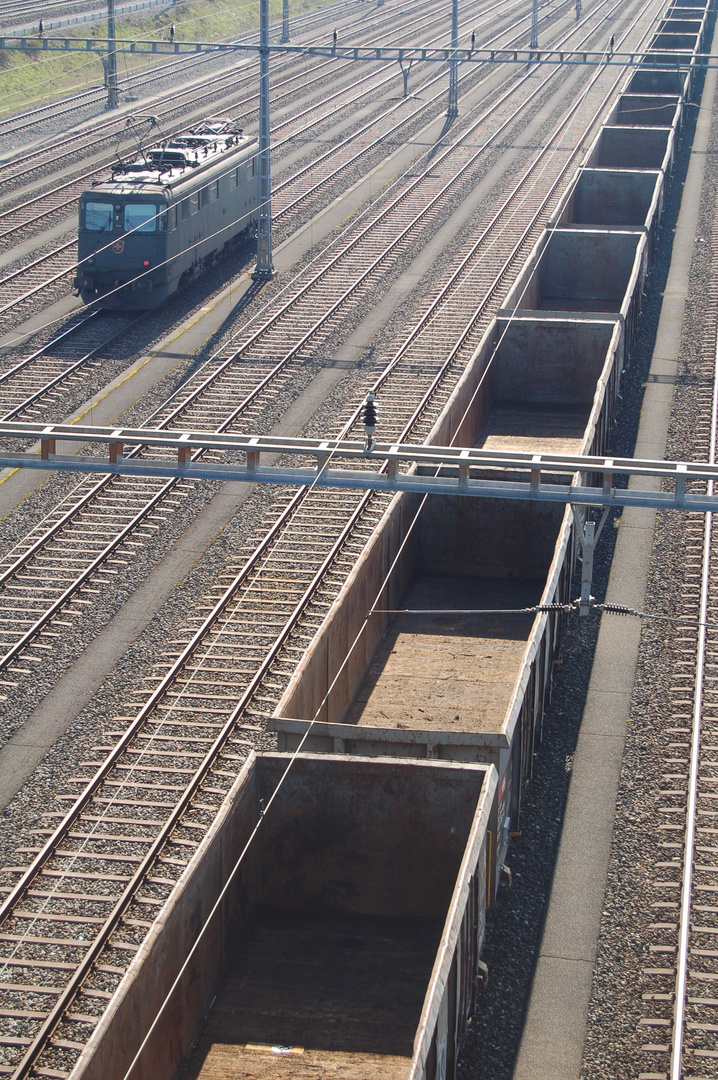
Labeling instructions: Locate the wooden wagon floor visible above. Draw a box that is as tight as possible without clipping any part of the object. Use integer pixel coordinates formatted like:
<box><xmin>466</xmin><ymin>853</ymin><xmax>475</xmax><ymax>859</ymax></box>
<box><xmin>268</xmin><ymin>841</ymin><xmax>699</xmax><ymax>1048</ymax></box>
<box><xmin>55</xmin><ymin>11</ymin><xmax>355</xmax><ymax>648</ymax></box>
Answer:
<box><xmin>179</xmin><ymin>909</ymin><xmax>443</xmax><ymax>1079</ymax></box>
<box><xmin>345</xmin><ymin>575</ymin><xmax>541</xmax><ymax>734</ymax></box>
<box><xmin>478</xmin><ymin>400</ymin><xmax>591</xmax><ymax>455</ymax></box>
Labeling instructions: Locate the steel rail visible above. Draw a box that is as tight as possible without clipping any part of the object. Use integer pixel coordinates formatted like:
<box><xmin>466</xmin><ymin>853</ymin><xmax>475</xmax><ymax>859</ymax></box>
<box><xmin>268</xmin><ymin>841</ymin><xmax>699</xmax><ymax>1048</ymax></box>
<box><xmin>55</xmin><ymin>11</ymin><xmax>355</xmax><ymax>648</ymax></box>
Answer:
<box><xmin>0</xmin><ymin>0</ymin><xmax>520</xmax><ymax>321</ymax></box>
<box><xmin>0</xmin><ymin>0</ymin><xmax>617</xmax><ymax>322</ymax></box>
<box><xmin>1</xmin><ymin>480</ymin><xmax>372</xmax><ymax>1078</ymax></box>
<box><xmin>0</xmin><ymin>0</ymin><xmax>480</xmax><ymax>192</ymax></box>
<box><xmin>0</xmin><ymin>313</ymin><xmax>145</xmax><ymax>421</ymax></box>
<box><xmin>0</xmin><ymin>0</ymin><xmax>580</xmax><ymax>322</ymax></box>
<box><xmin>0</xmin><ymin>0</ymin><xmax>661</xmax><ymax>881</ymax></box>
<box><xmin>0</xmin><ymin>50</ymin><xmax>355</xmax><ymax>225</ymax></box>
<box><xmin>366</xmin><ymin>3</ymin><xmax>648</xmax><ymax>436</ymax></box>
<box><xmin>269</xmin><ymin>0</ymin><xmax>583</xmax><ymax>215</ymax></box>
<box><xmin>0</xmin><ymin>0</ymin><xmax>541</xmax><ymax>313</ymax></box>
<box><xmin>0</xmin><ymin>311</ymin><xmax>96</xmax><ymax>389</ymax></box>
<box><xmin>0</xmin><ymin>0</ymin><xmax>652</xmax><ymax>672</ymax></box>
<box><xmin>0</xmin><ymin>2</ymin><xmax>673</xmax><ymax>1070</ymax></box>
<box><xmin>670</xmin><ymin>253</ymin><xmax>718</xmax><ymax>1080</ymax></box>
<box><xmin>0</xmin><ymin>0</ymin><xmax>372</xmax><ymax>142</ymax></box>
<box><xmin>0</xmin><ymin>0</ymin><xmax>534</xmax><ymax>212</ymax></box>
<box><xmin>0</xmin><ymin>244</ymin><xmax>81</xmax><ymax>319</ymax></box>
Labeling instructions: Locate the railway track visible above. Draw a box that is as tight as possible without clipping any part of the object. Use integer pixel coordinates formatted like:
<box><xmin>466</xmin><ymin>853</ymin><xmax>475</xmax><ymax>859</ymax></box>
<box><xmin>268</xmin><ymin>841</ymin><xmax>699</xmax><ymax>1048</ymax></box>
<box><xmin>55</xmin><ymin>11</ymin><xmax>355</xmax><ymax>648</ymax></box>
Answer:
<box><xmin>0</xmin><ymin>0</ymin><xmax>595</xmax><ymax>403</ymax></box>
<box><xmin>0</xmin><ymin>0</ymin><xmax>671</xmax><ymax>1072</ymax></box>
<box><xmin>0</xmin><ymin>312</ymin><xmax>141</xmax><ymax>423</ymax></box>
<box><xmin>0</xmin><ymin>0</ymin><xmax>366</xmax><ymax>139</ymax></box>
<box><xmin>0</xmin><ymin>0</ymin><xmax>494</xmax><ymax>204</ymax></box>
<box><xmin>0</xmin><ymin>0</ymin><xmax>119</xmax><ymax>22</ymax></box>
<box><xmin>638</xmin><ymin>201</ymin><xmax>718</xmax><ymax>1077</ymax></box>
<box><xmin>0</xmin><ymin>0</ymin><xmax>532</xmax><ymax>323</ymax></box>
<box><xmin>0</xmin><ymin>0</ymin><xmax>655</xmax><ymax>705</ymax></box>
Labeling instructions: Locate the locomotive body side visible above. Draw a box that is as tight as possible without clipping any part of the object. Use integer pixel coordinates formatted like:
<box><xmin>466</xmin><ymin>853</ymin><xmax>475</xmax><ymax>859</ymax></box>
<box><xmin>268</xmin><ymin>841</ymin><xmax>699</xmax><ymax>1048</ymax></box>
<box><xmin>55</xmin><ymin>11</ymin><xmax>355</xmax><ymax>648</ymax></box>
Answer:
<box><xmin>75</xmin><ymin>129</ymin><xmax>259</xmax><ymax>310</ymax></box>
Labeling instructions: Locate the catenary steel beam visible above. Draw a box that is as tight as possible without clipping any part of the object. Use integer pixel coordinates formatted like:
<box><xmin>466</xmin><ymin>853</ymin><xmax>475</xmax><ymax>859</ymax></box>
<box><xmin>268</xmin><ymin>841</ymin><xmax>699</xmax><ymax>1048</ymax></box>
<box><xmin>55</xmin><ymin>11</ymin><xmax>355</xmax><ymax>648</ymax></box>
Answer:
<box><xmin>1</xmin><ymin>423</ymin><xmax>717</xmax><ymax>512</ymax></box>
<box><xmin>0</xmin><ymin>37</ymin><xmax>705</xmax><ymax>67</ymax></box>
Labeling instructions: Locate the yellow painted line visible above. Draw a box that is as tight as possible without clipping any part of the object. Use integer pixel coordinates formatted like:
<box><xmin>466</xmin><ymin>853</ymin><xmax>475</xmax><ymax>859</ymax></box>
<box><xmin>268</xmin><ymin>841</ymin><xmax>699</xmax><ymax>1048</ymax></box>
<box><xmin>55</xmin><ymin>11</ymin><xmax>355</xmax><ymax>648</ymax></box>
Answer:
<box><xmin>0</xmin><ymin>275</ymin><xmax>252</xmax><ymax>492</ymax></box>
<box><xmin>71</xmin><ymin>296</ymin><xmax>230</xmax><ymax>425</ymax></box>
<box><xmin>0</xmin><ymin>467</ymin><xmax>19</xmax><ymax>486</ymax></box>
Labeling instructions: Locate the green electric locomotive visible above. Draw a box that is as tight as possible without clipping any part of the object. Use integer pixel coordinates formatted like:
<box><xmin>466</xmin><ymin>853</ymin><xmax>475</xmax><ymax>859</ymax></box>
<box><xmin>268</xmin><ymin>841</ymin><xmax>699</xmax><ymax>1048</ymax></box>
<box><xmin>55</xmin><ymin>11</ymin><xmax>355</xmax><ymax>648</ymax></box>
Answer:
<box><xmin>74</xmin><ymin>118</ymin><xmax>259</xmax><ymax>309</ymax></box>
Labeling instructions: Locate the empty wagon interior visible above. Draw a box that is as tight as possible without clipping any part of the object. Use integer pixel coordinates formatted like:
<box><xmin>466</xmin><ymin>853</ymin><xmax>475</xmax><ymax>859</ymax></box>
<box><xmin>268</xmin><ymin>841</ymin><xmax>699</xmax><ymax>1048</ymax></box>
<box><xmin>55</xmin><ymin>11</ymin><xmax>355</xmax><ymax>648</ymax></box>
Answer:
<box><xmin>588</xmin><ymin>124</ymin><xmax>671</xmax><ymax>169</ymax></box>
<box><xmin>176</xmin><ymin>755</ymin><xmax>490</xmax><ymax>1079</ymax></box>
<box><xmin>503</xmin><ymin>230</ymin><xmax>643</xmax><ymax>314</ymax></box>
<box><xmin>612</xmin><ymin>93</ymin><xmax>680</xmax><ymax>126</ymax></box>
<box><xmin>558</xmin><ymin>168</ymin><xmax>660</xmax><ymax>228</ymax></box>
<box><xmin>342</xmin><ymin>490</ymin><xmax>563</xmax><ymax>740</ymax></box>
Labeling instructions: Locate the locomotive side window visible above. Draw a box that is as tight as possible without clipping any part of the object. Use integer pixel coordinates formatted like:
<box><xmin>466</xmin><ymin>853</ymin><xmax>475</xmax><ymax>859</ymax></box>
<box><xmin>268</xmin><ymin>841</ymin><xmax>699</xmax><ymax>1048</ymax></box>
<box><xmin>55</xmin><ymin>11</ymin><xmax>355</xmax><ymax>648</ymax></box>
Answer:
<box><xmin>171</xmin><ymin>206</ymin><xmax>178</xmax><ymax>230</ymax></box>
<box><xmin>182</xmin><ymin>198</ymin><xmax>190</xmax><ymax>220</ymax></box>
<box><xmin>209</xmin><ymin>180</ymin><xmax>220</xmax><ymax>202</ymax></box>
<box><xmin>84</xmin><ymin>201</ymin><xmax>113</xmax><ymax>231</ymax></box>
<box><xmin>201</xmin><ymin>186</ymin><xmax>210</xmax><ymax>207</ymax></box>
<box><xmin>190</xmin><ymin>193</ymin><xmax>200</xmax><ymax>215</ymax></box>
<box><xmin>124</xmin><ymin>203</ymin><xmax>157</xmax><ymax>233</ymax></box>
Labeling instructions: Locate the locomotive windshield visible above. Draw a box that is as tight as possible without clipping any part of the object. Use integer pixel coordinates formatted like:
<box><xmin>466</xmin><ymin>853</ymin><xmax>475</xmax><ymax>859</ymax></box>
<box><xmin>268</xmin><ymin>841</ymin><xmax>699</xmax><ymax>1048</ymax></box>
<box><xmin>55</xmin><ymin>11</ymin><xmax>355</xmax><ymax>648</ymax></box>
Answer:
<box><xmin>84</xmin><ymin>201</ymin><xmax>113</xmax><ymax>232</ymax></box>
<box><xmin>82</xmin><ymin>199</ymin><xmax>167</xmax><ymax>233</ymax></box>
<box><xmin>124</xmin><ymin>203</ymin><xmax>158</xmax><ymax>232</ymax></box>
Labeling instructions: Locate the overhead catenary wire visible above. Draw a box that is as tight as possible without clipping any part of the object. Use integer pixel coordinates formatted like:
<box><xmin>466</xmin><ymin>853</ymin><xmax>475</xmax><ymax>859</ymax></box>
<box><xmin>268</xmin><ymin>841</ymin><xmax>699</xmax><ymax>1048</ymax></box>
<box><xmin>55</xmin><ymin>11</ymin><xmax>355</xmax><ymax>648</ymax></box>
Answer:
<box><xmin>118</xmin><ymin>23</ymin><xmax>658</xmax><ymax>1071</ymax></box>
<box><xmin>0</xmin><ymin>0</ymin><xmax>665</xmax><ymax>1071</ymax></box>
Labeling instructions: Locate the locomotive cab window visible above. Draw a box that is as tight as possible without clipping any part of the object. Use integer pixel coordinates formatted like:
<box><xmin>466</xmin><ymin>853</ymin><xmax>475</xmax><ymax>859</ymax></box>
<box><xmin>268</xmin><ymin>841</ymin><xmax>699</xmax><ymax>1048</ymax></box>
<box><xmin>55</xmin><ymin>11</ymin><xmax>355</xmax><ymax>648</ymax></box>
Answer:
<box><xmin>124</xmin><ymin>203</ymin><xmax>157</xmax><ymax>233</ymax></box>
<box><xmin>84</xmin><ymin>201</ymin><xmax>113</xmax><ymax>231</ymax></box>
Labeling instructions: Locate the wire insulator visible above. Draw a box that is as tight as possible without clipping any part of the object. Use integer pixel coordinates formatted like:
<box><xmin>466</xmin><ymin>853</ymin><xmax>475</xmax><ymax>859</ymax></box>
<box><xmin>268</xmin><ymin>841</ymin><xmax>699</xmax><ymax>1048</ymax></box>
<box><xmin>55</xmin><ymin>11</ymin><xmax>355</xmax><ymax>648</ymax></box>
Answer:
<box><xmin>361</xmin><ymin>394</ymin><xmax>378</xmax><ymax>429</ymax></box>
<box><xmin>595</xmin><ymin>602</ymin><xmax>640</xmax><ymax>617</ymax></box>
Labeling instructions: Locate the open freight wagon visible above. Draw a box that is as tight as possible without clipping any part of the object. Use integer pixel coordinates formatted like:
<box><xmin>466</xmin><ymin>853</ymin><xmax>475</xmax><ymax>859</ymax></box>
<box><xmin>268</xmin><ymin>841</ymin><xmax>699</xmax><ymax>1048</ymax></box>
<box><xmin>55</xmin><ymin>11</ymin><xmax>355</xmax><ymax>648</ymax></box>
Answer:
<box><xmin>270</xmin><ymin>50</ymin><xmax>687</xmax><ymax>891</ymax></box>
<box><xmin>69</xmin><ymin>753</ymin><xmax>496</xmax><ymax>1080</ymax></box>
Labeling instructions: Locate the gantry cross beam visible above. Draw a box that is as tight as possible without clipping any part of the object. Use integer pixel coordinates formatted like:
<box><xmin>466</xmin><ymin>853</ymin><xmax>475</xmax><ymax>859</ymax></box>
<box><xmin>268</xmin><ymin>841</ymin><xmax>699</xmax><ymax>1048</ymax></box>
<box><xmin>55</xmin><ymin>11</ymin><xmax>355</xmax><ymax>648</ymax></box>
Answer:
<box><xmin>0</xmin><ymin>422</ymin><xmax>715</xmax><ymax>514</ymax></box>
<box><xmin>0</xmin><ymin>38</ymin><xmax>704</xmax><ymax>68</ymax></box>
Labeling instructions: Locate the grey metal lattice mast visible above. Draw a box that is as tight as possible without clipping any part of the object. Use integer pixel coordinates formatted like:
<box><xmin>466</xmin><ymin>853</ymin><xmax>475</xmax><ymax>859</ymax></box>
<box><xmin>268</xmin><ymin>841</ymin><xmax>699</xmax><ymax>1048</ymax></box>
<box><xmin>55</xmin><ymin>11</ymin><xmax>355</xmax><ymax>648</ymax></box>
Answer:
<box><xmin>106</xmin><ymin>0</ymin><xmax>119</xmax><ymax>108</ymax></box>
<box><xmin>447</xmin><ymin>0</ymin><xmax>458</xmax><ymax>117</ymax></box>
<box><xmin>254</xmin><ymin>0</ymin><xmax>275</xmax><ymax>279</ymax></box>
<box><xmin>530</xmin><ymin>0</ymin><xmax>539</xmax><ymax>50</ymax></box>
<box><xmin>280</xmin><ymin>0</ymin><xmax>289</xmax><ymax>43</ymax></box>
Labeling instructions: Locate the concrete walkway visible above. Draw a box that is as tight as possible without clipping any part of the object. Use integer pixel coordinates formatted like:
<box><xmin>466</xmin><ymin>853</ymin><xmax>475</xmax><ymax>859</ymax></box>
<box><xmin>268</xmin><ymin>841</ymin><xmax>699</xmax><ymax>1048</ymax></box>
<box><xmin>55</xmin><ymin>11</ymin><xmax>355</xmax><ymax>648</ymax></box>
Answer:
<box><xmin>512</xmin><ymin>23</ymin><xmax>718</xmax><ymax>1080</ymax></box>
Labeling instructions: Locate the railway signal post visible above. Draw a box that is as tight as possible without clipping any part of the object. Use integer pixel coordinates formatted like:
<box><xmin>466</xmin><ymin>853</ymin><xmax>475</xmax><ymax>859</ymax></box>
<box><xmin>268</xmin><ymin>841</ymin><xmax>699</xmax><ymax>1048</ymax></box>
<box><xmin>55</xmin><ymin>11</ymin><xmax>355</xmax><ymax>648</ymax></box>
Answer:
<box><xmin>253</xmin><ymin>0</ymin><xmax>276</xmax><ymax>279</ymax></box>
<box><xmin>280</xmin><ymin>0</ymin><xmax>290</xmax><ymax>43</ymax></box>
